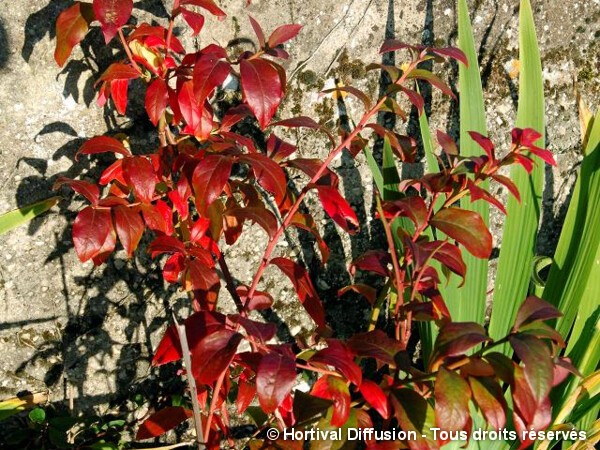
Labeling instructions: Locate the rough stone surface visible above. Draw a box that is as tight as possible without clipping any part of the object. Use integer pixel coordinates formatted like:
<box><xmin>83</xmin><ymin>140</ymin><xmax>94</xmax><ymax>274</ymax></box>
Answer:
<box><xmin>0</xmin><ymin>0</ymin><xmax>598</xmax><ymax>419</ymax></box>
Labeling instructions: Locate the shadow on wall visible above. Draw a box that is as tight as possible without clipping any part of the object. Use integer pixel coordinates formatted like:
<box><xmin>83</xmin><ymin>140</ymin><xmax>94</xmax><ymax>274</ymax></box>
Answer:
<box><xmin>0</xmin><ymin>20</ymin><xmax>8</xmax><ymax>69</ymax></box>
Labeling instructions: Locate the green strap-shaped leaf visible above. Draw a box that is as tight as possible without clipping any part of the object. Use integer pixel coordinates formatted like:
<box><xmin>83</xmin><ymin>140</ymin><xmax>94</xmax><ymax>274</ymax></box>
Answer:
<box><xmin>0</xmin><ymin>197</ymin><xmax>60</xmax><ymax>235</ymax></box>
<box><xmin>489</xmin><ymin>0</ymin><xmax>545</xmax><ymax>345</ymax></box>
<box><xmin>450</xmin><ymin>0</ymin><xmax>489</xmax><ymax>325</ymax></box>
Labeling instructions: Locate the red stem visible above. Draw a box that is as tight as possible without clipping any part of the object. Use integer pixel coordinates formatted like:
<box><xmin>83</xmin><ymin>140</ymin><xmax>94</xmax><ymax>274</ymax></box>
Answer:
<box><xmin>118</xmin><ymin>28</ymin><xmax>141</xmax><ymax>73</ymax></box>
<box><xmin>204</xmin><ymin>370</ymin><xmax>226</xmax><ymax>442</ymax></box>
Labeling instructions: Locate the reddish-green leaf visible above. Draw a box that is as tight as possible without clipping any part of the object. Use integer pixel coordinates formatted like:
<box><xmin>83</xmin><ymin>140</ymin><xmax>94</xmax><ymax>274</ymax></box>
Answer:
<box><xmin>136</xmin><ymin>406</ymin><xmax>192</xmax><ymax>440</ymax></box>
<box><xmin>391</xmin><ymin>389</ymin><xmax>438</xmax><ymax>450</ymax></box>
<box><xmin>311</xmin><ymin>340</ymin><xmax>362</xmax><ymax>386</ymax></box>
<box><xmin>311</xmin><ymin>375</ymin><xmax>351</xmax><ymax>427</ymax></box>
<box><xmin>430</xmin><ymin>208</ymin><xmax>492</xmax><ymax>258</ymax></box>
<box><xmin>72</xmin><ymin>206</ymin><xmax>115</xmax><ymax>263</ymax></box>
<box><xmin>54</xmin><ymin>2</ymin><xmax>94</xmax><ymax>67</ymax></box>
<box><xmin>180</xmin><ymin>7</ymin><xmax>205</xmax><ymax>35</ymax></box>
<box><xmin>431</xmin><ymin>323</ymin><xmax>490</xmax><ymax>370</ymax></box>
<box><xmin>193</xmin><ymin>54</ymin><xmax>230</xmax><ymax>105</ymax></box>
<box><xmin>408</xmin><ymin>69</ymin><xmax>455</xmax><ymax>98</ymax></box>
<box><xmin>77</xmin><ymin>136</ymin><xmax>131</xmax><ymax>159</ymax></box>
<box><xmin>225</xmin><ymin>207</ymin><xmax>277</xmax><ymax>239</ymax></box>
<box><xmin>240</xmin><ymin>58</ymin><xmax>283</xmax><ymax>129</ymax></box>
<box><xmin>270</xmin><ymin>257</ymin><xmax>326</xmax><ymax>329</ymax></box>
<box><xmin>359</xmin><ymin>380</ymin><xmax>390</xmax><ymax>419</ymax></box>
<box><xmin>256</xmin><ymin>352</ymin><xmax>297</xmax><ymax>414</ymax></box>
<box><xmin>434</xmin><ymin>368</ymin><xmax>471</xmax><ymax>434</ymax></box>
<box><xmin>422</xmin><ymin>240</ymin><xmax>466</xmax><ymax>281</ymax></box>
<box><xmin>234</xmin><ymin>316</ymin><xmax>276</xmax><ymax>342</ymax></box>
<box><xmin>122</xmin><ymin>157</ymin><xmax>157</xmax><ymax>203</ymax></box>
<box><xmin>347</xmin><ymin>330</ymin><xmax>403</xmax><ymax>366</ymax></box>
<box><xmin>512</xmin><ymin>295</ymin><xmax>562</xmax><ymax>331</ymax></box>
<box><xmin>350</xmin><ymin>250</ymin><xmax>391</xmax><ymax>277</ymax></box>
<box><xmin>145</xmin><ymin>78</ymin><xmax>169</xmax><ymax>126</ymax></box>
<box><xmin>53</xmin><ymin>177</ymin><xmax>100</xmax><ymax>205</ymax></box>
<box><xmin>113</xmin><ymin>206</ymin><xmax>144</xmax><ymax>257</ymax></box>
<box><xmin>313</xmin><ymin>185</ymin><xmax>359</xmax><ymax>234</ymax></box>
<box><xmin>509</xmin><ymin>334</ymin><xmax>553</xmax><ymax>405</ymax></box>
<box><xmin>322</xmin><ymin>86</ymin><xmax>371</xmax><ymax>109</ymax></box>
<box><xmin>191</xmin><ymin>154</ymin><xmax>233</xmax><ymax>214</ymax></box>
<box><xmin>468</xmin><ymin>377</ymin><xmax>507</xmax><ymax>430</ymax></box>
<box><xmin>239</xmin><ymin>153</ymin><xmax>287</xmax><ymax>206</ymax></box>
<box><xmin>191</xmin><ymin>329</ymin><xmax>242</xmax><ymax>384</ymax></box>
<box><xmin>93</xmin><ymin>0</ymin><xmax>133</xmax><ymax>43</ymax></box>
<box><xmin>382</xmin><ymin>197</ymin><xmax>428</xmax><ymax>230</ymax></box>
<box><xmin>267</xmin><ymin>24</ymin><xmax>302</xmax><ymax>48</ymax></box>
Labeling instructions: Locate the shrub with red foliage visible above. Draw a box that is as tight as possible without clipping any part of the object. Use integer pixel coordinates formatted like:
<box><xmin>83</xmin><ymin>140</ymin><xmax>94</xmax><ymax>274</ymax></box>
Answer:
<box><xmin>52</xmin><ymin>1</ymin><xmax>570</xmax><ymax>449</ymax></box>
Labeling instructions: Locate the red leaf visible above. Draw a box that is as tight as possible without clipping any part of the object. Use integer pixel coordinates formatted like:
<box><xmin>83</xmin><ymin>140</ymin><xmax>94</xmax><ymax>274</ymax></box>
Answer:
<box><xmin>225</xmin><ymin>206</ymin><xmax>278</xmax><ymax>239</ymax></box>
<box><xmin>186</xmin><ymin>258</ymin><xmax>220</xmax><ymax>291</ymax></box>
<box><xmin>111</xmin><ymin>78</ymin><xmax>129</xmax><ymax>115</ymax></box>
<box><xmin>248</xmin><ymin>15</ymin><xmax>265</xmax><ymax>47</ymax></box>
<box><xmin>267</xmin><ymin>24</ymin><xmax>303</xmax><ymax>48</ymax></box>
<box><xmin>240</xmin><ymin>58</ymin><xmax>283</xmax><ymax>129</ymax></box>
<box><xmin>430</xmin><ymin>207</ymin><xmax>492</xmax><ymax>259</ymax></box>
<box><xmin>271</xmin><ymin>116</ymin><xmax>320</xmax><ymax>129</ymax></box>
<box><xmin>53</xmin><ymin>177</ymin><xmax>100</xmax><ymax>205</ymax></box>
<box><xmin>112</xmin><ymin>205</ymin><xmax>143</xmax><ymax>257</ymax></box>
<box><xmin>180</xmin><ymin>7</ymin><xmax>205</xmax><ymax>35</ymax></box>
<box><xmin>311</xmin><ymin>340</ymin><xmax>362</xmax><ymax>386</ymax></box>
<box><xmin>191</xmin><ymin>154</ymin><xmax>233</xmax><ymax>214</ymax></box>
<box><xmin>256</xmin><ymin>352</ymin><xmax>297</xmax><ymax>414</ymax></box>
<box><xmin>422</xmin><ymin>240</ymin><xmax>466</xmax><ymax>281</ymax></box>
<box><xmin>239</xmin><ymin>153</ymin><xmax>287</xmax><ymax>206</ymax></box>
<box><xmin>77</xmin><ymin>135</ymin><xmax>131</xmax><ymax>159</ymax></box>
<box><xmin>72</xmin><ymin>206</ymin><xmax>115</xmax><ymax>263</ymax></box>
<box><xmin>236</xmin><ymin>372</ymin><xmax>256</xmax><ymax>414</ymax></box>
<box><xmin>491</xmin><ymin>174</ymin><xmax>521</xmax><ymax>202</ymax></box>
<box><xmin>193</xmin><ymin>54</ymin><xmax>230</xmax><ymax>105</ymax></box>
<box><xmin>180</xmin><ymin>0</ymin><xmax>226</xmax><ymax>19</ymax></box>
<box><xmin>434</xmin><ymin>368</ymin><xmax>471</xmax><ymax>437</ymax></box>
<box><xmin>152</xmin><ymin>311</ymin><xmax>226</xmax><ymax>366</ymax></box>
<box><xmin>142</xmin><ymin>200</ymin><xmax>173</xmax><ymax>235</ymax></box>
<box><xmin>163</xmin><ymin>253</ymin><xmax>185</xmax><ymax>283</ymax></box>
<box><xmin>338</xmin><ymin>284</ymin><xmax>377</xmax><ymax>305</ymax></box>
<box><xmin>136</xmin><ymin>406</ymin><xmax>192</xmax><ymax>440</ymax></box>
<box><xmin>236</xmin><ymin>286</ymin><xmax>274</xmax><ymax>311</ymax></box>
<box><xmin>347</xmin><ymin>330</ymin><xmax>403</xmax><ymax>366</ymax></box>
<box><xmin>350</xmin><ymin>250</ymin><xmax>391</xmax><ymax>277</ymax></box>
<box><xmin>122</xmin><ymin>157</ymin><xmax>157</xmax><ymax>203</ymax></box>
<box><xmin>54</xmin><ymin>2</ymin><xmax>94</xmax><ymax>67</ymax></box>
<box><xmin>408</xmin><ymin>69</ymin><xmax>455</xmax><ymax>98</ymax></box>
<box><xmin>382</xmin><ymin>197</ymin><xmax>428</xmax><ymax>230</ymax></box>
<box><xmin>285</xmin><ymin>158</ymin><xmax>339</xmax><ymax>186</ymax></box>
<box><xmin>311</xmin><ymin>375</ymin><xmax>350</xmax><ymax>427</ymax></box>
<box><xmin>468</xmin><ymin>131</ymin><xmax>495</xmax><ymax>160</ymax></box>
<box><xmin>436</xmin><ymin>130</ymin><xmax>458</xmax><ymax>156</ymax></box>
<box><xmin>270</xmin><ymin>257</ymin><xmax>326</xmax><ymax>329</ymax></box>
<box><xmin>359</xmin><ymin>380</ymin><xmax>390</xmax><ymax>419</ymax></box>
<box><xmin>145</xmin><ymin>78</ymin><xmax>169</xmax><ymax>126</ymax></box>
<box><xmin>431</xmin><ymin>323</ymin><xmax>490</xmax><ymax>370</ymax></box>
<box><xmin>431</xmin><ymin>47</ymin><xmax>468</xmax><ymax>66</ymax></box>
<box><xmin>468</xmin><ymin>377</ymin><xmax>507</xmax><ymax>430</ymax></box>
<box><xmin>97</xmin><ymin>63</ymin><xmax>139</xmax><ymax>83</ymax></box>
<box><xmin>93</xmin><ymin>0</ymin><xmax>133</xmax><ymax>43</ymax></box>
<box><xmin>401</xmin><ymin>87</ymin><xmax>424</xmax><ymax>115</ymax></box>
<box><xmin>467</xmin><ymin>180</ymin><xmax>506</xmax><ymax>214</ymax></box>
<box><xmin>313</xmin><ymin>185</ymin><xmax>359</xmax><ymax>234</ymax></box>
<box><xmin>379</xmin><ymin>40</ymin><xmax>421</xmax><ymax>54</ymax></box>
<box><xmin>192</xmin><ymin>330</ymin><xmax>242</xmax><ymax>385</ymax></box>
<box><xmin>234</xmin><ymin>315</ymin><xmax>277</xmax><ymax>342</ymax></box>
<box><xmin>148</xmin><ymin>236</ymin><xmax>186</xmax><ymax>258</ymax></box>
<box><xmin>513</xmin><ymin>295</ymin><xmax>562</xmax><ymax>331</ymax></box>
<box><xmin>266</xmin><ymin>134</ymin><xmax>297</xmax><ymax>162</ymax></box>
<box><xmin>178</xmin><ymin>80</ymin><xmax>201</xmax><ymax>134</ymax></box>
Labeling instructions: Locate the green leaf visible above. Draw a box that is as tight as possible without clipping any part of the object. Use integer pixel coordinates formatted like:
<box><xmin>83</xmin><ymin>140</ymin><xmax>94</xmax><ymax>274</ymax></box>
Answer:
<box><xmin>0</xmin><ymin>197</ymin><xmax>60</xmax><ymax>235</ymax></box>
<box><xmin>28</xmin><ymin>407</ymin><xmax>46</xmax><ymax>424</ymax></box>
<box><xmin>454</xmin><ymin>0</ymin><xmax>490</xmax><ymax>326</ymax></box>
<box><xmin>489</xmin><ymin>0</ymin><xmax>546</xmax><ymax>347</ymax></box>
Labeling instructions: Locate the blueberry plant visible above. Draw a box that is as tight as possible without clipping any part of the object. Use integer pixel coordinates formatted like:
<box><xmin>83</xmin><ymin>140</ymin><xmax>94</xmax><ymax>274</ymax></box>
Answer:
<box><xmin>52</xmin><ymin>1</ymin><xmax>576</xmax><ymax>449</ymax></box>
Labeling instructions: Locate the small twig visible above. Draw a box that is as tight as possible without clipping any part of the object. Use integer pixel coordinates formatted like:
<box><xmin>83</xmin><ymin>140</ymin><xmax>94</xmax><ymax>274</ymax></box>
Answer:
<box><xmin>172</xmin><ymin>313</ymin><xmax>205</xmax><ymax>450</ymax></box>
<box><xmin>118</xmin><ymin>28</ymin><xmax>142</xmax><ymax>73</ymax></box>
<box><xmin>204</xmin><ymin>370</ymin><xmax>226</xmax><ymax>440</ymax></box>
